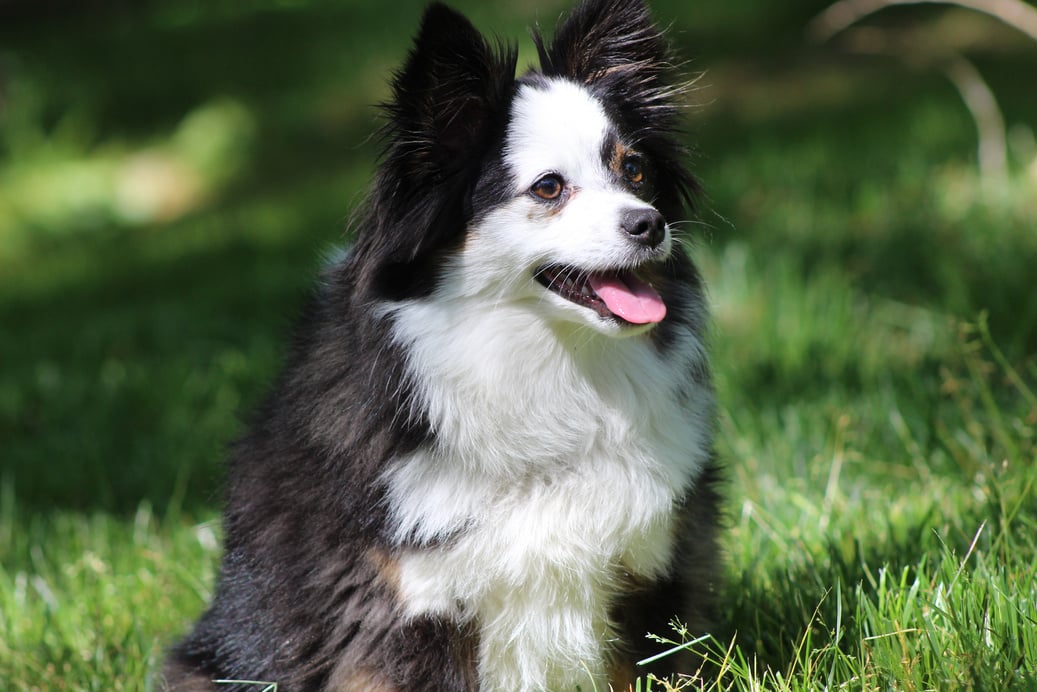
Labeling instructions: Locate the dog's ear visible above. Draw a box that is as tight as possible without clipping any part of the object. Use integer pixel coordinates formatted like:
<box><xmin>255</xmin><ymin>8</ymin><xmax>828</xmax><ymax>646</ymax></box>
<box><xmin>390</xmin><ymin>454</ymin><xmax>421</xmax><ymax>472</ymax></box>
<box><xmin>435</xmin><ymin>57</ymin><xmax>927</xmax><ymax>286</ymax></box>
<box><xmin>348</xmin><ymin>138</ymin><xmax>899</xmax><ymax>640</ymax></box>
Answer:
<box><xmin>382</xmin><ymin>3</ymin><xmax>516</xmax><ymax>188</ymax></box>
<box><xmin>357</xmin><ymin>3</ymin><xmax>516</xmax><ymax>299</ymax></box>
<box><xmin>534</xmin><ymin>0</ymin><xmax>666</xmax><ymax>85</ymax></box>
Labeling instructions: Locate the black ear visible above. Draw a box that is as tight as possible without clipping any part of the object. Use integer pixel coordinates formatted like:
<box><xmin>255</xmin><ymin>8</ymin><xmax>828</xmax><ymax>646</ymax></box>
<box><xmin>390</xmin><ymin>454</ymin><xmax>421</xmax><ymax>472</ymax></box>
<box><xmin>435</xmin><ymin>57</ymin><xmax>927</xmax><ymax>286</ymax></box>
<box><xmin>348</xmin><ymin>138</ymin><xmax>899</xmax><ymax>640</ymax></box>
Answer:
<box><xmin>382</xmin><ymin>3</ymin><xmax>516</xmax><ymax>191</ymax></box>
<box><xmin>534</xmin><ymin>0</ymin><xmax>667</xmax><ymax>85</ymax></box>
<box><xmin>355</xmin><ymin>3</ymin><xmax>516</xmax><ymax>299</ymax></box>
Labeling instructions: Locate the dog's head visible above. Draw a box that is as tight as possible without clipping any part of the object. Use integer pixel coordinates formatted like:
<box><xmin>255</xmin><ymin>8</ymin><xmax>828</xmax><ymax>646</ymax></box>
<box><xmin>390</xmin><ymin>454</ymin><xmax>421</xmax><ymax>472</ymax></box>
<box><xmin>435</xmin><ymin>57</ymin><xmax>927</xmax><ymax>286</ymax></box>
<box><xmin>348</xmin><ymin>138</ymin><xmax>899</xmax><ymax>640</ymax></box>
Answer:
<box><xmin>353</xmin><ymin>0</ymin><xmax>698</xmax><ymax>337</ymax></box>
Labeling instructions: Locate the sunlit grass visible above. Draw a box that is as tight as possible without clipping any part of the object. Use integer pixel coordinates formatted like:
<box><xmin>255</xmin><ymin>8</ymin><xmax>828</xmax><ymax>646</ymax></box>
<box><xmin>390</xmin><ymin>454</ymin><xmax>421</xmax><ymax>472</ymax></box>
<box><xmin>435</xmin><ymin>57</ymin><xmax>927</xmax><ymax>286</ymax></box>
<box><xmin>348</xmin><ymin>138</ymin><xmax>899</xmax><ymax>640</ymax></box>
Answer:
<box><xmin>0</xmin><ymin>500</ymin><xmax>220</xmax><ymax>689</ymax></box>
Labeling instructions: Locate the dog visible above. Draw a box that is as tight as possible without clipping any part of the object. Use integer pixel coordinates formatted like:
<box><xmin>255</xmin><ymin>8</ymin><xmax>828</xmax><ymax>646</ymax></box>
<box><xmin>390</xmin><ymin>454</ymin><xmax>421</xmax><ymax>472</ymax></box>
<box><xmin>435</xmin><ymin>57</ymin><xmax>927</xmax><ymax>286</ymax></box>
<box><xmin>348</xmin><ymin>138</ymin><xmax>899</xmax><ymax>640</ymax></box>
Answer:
<box><xmin>163</xmin><ymin>0</ymin><xmax>719</xmax><ymax>689</ymax></box>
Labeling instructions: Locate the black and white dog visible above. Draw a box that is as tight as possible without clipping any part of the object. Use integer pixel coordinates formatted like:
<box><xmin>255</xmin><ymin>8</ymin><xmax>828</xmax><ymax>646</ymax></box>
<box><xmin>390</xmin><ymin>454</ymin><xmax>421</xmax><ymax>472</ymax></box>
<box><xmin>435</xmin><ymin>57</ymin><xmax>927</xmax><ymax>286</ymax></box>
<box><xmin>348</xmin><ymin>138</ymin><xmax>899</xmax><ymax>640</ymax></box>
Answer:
<box><xmin>165</xmin><ymin>0</ymin><xmax>719</xmax><ymax>689</ymax></box>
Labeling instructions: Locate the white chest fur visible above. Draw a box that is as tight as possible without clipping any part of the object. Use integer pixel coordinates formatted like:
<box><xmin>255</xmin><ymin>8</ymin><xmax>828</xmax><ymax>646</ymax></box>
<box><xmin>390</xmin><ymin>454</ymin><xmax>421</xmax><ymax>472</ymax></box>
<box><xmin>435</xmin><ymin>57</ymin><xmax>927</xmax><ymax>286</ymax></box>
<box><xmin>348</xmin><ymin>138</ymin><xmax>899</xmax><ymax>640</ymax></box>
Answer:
<box><xmin>382</xmin><ymin>294</ymin><xmax>712</xmax><ymax>691</ymax></box>
<box><xmin>385</xmin><ymin>448</ymin><xmax>685</xmax><ymax>691</ymax></box>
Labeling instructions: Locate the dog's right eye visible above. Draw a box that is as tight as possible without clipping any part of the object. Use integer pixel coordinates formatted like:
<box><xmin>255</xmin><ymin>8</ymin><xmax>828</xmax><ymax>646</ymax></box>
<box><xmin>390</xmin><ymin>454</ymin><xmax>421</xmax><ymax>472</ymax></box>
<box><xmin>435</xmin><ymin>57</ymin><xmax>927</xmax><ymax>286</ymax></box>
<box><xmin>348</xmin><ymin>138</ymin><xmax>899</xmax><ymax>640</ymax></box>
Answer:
<box><xmin>530</xmin><ymin>174</ymin><xmax>564</xmax><ymax>201</ymax></box>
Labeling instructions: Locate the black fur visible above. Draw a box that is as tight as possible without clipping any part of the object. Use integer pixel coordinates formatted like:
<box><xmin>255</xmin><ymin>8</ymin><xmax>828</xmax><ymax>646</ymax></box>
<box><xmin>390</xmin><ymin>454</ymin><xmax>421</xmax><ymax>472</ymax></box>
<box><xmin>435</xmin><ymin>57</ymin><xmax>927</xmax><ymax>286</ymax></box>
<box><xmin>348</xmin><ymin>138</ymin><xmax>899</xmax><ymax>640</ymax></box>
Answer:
<box><xmin>163</xmin><ymin>1</ymin><xmax>719</xmax><ymax>690</ymax></box>
<box><xmin>357</xmin><ymin>3</ymin><xmax>517</xmax><ymax>300</ymax></box>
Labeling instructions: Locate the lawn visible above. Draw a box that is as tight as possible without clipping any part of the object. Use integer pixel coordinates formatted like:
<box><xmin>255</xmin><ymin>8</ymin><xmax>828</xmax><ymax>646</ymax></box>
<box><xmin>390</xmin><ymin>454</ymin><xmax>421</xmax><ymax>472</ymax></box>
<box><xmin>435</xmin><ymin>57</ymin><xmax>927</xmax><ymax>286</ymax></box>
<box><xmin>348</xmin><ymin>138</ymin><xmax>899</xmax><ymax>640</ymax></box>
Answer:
<box><xmin>1</xmin><ymin>0</ymin><xmax>1036</xmax><ymax>689</ymax></box>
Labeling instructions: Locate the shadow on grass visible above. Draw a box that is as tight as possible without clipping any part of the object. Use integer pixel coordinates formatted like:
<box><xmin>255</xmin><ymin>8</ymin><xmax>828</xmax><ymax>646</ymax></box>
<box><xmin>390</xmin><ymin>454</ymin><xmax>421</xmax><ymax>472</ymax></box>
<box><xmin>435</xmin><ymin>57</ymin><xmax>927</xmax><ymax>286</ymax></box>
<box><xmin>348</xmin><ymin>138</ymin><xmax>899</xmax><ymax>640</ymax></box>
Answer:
<box><xmin>0</xmin><ymin>212</ymin><xmax>337</xmax><ymax>516</ymax></box>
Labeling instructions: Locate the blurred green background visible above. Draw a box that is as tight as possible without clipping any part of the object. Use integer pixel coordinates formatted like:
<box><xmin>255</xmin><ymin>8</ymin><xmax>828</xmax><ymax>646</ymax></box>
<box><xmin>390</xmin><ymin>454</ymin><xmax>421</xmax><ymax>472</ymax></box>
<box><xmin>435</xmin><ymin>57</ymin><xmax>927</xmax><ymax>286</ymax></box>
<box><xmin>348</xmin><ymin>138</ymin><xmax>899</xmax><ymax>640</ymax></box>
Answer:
<box><xmin>2</xmin><ymin>0</ymin><xmax>1033</xmax><ymax>514</ymax></box>
<box><xmin>1</xmin><ymin>0</ymin><xmax>1035</xmax><ymax>688</ymax></box>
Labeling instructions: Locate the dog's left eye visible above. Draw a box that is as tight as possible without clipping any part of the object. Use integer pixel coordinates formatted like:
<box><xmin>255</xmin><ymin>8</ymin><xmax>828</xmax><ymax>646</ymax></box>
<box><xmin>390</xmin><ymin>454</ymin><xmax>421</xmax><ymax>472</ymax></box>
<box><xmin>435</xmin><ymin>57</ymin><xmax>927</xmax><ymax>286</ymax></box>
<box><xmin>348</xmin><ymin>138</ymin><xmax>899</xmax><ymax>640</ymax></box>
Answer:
<box><xmin>531</xmin><ymin>174</ymin><xmax>565</xmax><ymax>201</ymax></box>
<box><xmin>622</xmin><ymin>158</ymin><xmax>645</xmax><ymax>186</ymax></box>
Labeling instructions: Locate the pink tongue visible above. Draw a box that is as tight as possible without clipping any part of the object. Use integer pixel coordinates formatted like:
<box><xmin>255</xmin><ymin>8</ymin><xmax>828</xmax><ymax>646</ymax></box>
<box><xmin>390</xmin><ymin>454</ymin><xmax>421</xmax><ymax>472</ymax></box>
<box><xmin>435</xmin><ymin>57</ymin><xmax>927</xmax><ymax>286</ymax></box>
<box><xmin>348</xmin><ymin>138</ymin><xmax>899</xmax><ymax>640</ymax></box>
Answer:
<box><xmin>588</xmin><ymin>273</ymin><xmax>666</xmax><ymax>324</ymax></box>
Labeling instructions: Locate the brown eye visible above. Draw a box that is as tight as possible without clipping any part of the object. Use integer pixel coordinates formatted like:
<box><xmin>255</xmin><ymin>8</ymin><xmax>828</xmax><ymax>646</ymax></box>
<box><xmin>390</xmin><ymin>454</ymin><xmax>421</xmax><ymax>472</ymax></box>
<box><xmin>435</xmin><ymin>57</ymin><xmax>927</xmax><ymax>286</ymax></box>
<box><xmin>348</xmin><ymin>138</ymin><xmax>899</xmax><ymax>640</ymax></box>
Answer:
<box><xmin>622</xmin><ymin>158</ymin><xmax>644</xmax><ymax>186</ymax></box>
<box><xmin>531</xmin><ymin>174</ymin><xmax>564</xmax><ymax>201</ymax></box>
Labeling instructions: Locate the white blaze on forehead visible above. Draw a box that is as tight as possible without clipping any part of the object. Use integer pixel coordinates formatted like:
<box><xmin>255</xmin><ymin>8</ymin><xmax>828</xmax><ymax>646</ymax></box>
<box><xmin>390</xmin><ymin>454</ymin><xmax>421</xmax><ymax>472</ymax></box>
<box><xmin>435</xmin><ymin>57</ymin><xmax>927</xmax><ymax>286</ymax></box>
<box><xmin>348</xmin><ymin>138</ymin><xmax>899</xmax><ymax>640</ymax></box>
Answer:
<box><xmin>505</xmin><ymin>78</ymin><xmax>612</xmax><ymax>186</ymax></box>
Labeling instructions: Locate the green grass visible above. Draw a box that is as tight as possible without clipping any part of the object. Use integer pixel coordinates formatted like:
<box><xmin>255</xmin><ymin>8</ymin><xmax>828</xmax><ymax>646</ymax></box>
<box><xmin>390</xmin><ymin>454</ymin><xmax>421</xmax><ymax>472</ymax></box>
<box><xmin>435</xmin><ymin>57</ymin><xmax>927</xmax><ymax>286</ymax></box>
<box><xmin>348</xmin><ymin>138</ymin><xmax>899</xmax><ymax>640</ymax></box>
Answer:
<box><xmin>2</xmin><ymin>0</ymin><xmax>1036</xmax><ymax>689</ymax></box>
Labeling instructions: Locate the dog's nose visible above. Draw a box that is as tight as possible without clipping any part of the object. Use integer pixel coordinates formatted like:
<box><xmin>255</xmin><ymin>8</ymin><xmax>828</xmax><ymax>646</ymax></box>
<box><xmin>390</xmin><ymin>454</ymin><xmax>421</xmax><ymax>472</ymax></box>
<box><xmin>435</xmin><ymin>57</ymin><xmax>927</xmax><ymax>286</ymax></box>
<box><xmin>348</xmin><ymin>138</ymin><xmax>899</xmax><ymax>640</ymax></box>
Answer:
<box><xmin>621</xmin><ymin>208</ymin><xmax>666</xmax><ymax>248</ymax></box>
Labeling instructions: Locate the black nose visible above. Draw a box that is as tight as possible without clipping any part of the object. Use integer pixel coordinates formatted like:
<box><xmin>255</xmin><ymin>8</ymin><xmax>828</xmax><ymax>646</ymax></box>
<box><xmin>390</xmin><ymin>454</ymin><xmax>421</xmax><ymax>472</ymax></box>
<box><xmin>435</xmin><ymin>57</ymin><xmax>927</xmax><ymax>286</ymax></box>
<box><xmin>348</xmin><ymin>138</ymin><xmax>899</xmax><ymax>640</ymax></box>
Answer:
<box><xmin>621</xmin><ymin>208</ymin><xmax>666</xmax><ymax>248</ymax></box>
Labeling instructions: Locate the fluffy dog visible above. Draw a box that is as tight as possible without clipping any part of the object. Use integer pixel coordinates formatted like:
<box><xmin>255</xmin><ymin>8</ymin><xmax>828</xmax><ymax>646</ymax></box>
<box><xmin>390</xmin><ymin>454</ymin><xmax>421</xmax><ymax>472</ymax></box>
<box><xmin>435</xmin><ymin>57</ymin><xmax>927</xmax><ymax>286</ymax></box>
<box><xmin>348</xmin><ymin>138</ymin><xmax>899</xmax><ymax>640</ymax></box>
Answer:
<box><xmin>164</xmin><ymin>0</ymin><xmax>719</xmax><ymax>689</ymax></box>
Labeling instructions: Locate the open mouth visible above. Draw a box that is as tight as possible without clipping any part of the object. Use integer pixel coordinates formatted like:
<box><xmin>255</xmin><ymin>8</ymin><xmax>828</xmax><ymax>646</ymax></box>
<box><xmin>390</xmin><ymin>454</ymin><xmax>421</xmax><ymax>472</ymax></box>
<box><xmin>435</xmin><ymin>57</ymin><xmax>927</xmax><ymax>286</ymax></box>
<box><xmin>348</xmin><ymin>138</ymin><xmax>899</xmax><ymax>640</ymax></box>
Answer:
<box><xmin>534</xmin><ymin>264</ymin><xmax>667</xmax><ymax>325</ymax></box>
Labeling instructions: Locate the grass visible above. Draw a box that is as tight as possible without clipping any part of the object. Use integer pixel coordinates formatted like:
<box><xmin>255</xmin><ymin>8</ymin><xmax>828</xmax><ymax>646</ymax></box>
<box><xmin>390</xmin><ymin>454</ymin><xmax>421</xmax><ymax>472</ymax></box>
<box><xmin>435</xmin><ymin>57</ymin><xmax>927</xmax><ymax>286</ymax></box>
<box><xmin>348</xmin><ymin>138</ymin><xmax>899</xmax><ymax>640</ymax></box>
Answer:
<box><xmin>695</xmin><ymin>318</ymin><xmax>1037</xmax><ymax>689</ymax></box>
<box><xmin>1</xmin><ymin>0</ymin><xmax>1036</xmax><ymax>689</ymax></box>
